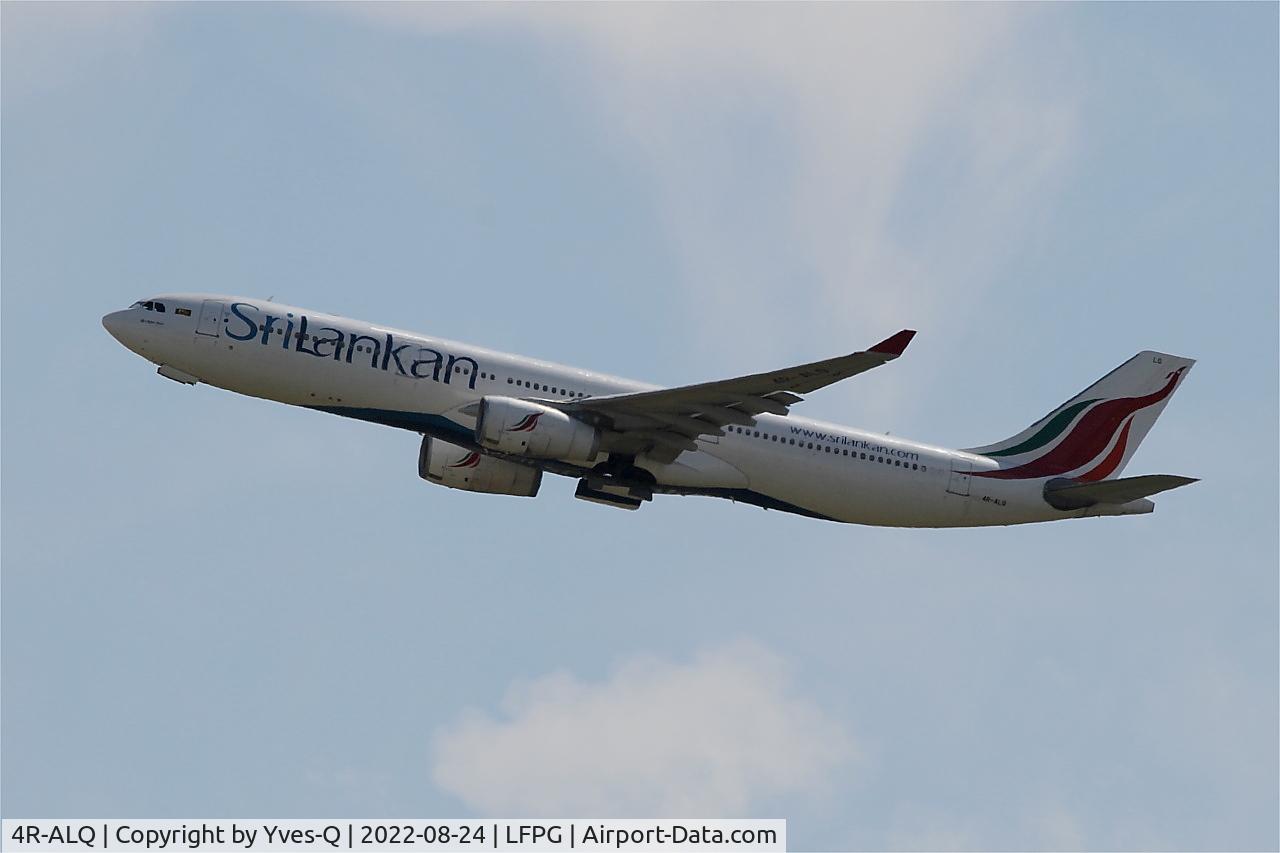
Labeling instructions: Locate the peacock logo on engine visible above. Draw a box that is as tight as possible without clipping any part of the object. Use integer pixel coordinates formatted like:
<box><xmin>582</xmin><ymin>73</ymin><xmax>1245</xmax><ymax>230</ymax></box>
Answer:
<box><xmin>510</xmin><ymin>413</ymin><xmax>543</xmax><ymax>433</ymax></box>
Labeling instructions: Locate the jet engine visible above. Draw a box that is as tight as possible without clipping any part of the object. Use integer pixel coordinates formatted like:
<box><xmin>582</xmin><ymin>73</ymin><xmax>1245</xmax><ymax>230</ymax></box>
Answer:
<box><xmin>475</xmin><ymin>396</ymin><xmax>600</xmax><ymax>463</ymax></box>
<box><xmin>418</xmin><ymin>437</ymin><xmax>541</xmax><ymax>497</ymax></box>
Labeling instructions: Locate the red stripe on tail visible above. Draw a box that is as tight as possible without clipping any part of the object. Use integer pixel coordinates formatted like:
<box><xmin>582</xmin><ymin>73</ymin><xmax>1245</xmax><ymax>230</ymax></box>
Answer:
<box><xmin>1077</xmin><ymin>418</ymin><xmax>1133</xmax><ymax>482</ymax></box>
<box><xmin>975</xmin><ymin>367</ymin><xmax>1185</xmax><ymax>480</ymax></box>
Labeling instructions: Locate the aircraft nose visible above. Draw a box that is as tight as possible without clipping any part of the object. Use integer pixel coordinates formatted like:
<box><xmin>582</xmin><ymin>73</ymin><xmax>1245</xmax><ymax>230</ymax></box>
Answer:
<box><xmin>102</xmin><ymin>310</ymin><xmax>129</xmax><ymax>342</ymax></box>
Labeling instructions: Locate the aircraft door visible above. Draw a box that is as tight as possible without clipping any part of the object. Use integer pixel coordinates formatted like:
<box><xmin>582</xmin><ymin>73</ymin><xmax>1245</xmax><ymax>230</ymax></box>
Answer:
<box><xmin>946</xmin><ymin>458</ymin><xmax>972</xmax><ymax>497</ymax></box>
<box><xmin>196</xmin><ymin>300</ymin><xmax>225</xmax><ymax>337</ymax></box>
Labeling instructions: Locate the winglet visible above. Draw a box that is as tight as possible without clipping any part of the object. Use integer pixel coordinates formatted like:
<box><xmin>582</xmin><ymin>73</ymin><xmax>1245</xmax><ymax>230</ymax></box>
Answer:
<box><xmin>869</xmin><ymin>329</ymin><xmax>916</xmax><ymax>357</ymax></box>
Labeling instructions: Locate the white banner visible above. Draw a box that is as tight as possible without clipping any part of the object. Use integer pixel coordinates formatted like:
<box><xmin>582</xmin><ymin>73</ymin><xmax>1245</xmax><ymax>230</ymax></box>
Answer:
<box><xmin>1</xmin><ymin>820</ymin><xmax>785</xmax><ymax>852</ymax></box>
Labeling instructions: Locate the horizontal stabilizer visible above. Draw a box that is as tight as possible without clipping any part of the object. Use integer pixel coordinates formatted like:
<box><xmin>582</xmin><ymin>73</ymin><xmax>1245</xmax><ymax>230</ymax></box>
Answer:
<box><xmin>1044</xmin><ymin>474</ymin><xmax>1198</xmax><ymax>511</ymax></box>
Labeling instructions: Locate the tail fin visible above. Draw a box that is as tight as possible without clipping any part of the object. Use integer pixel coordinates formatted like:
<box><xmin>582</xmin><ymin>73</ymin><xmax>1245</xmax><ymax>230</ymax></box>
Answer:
<box><xmin>966</xmin><ymin>351</ymin><xmax>1194</xmax><ymax>481</ymax></box>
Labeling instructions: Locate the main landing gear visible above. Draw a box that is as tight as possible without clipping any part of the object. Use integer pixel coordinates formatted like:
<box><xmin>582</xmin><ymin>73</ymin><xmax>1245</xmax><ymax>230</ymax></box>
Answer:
<box><xmin>573</xmin><ymin>454</ymin><xmax>655</xmax><ymax>511</ymax></box>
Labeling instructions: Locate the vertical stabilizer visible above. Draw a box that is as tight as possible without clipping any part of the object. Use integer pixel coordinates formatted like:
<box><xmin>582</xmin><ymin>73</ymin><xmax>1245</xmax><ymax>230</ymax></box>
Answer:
<box><xmin>966</xmin><ymin>351</ymin><xmax>1194</xmax><ymax>481</ymax></box>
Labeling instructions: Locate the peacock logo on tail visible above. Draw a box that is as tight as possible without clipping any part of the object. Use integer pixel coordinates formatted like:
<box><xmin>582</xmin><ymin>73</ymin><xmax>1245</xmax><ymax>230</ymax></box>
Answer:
<box><xmin>976</xmin><ymin>366</ymin><xmax>1187</xmax><ymax>480</ymax></box>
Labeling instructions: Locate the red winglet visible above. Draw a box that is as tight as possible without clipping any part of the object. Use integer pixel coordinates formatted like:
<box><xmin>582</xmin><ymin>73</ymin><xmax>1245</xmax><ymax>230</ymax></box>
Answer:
<box><xmin>868</xmin><ymin>329</ymin><xmax>916</xmax><ymax>357</ymax></box>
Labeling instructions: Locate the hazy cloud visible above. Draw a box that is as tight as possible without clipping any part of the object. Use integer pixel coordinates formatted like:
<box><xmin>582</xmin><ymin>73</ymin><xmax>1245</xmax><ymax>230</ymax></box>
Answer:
<box><xmin>432</xmin><ymin>641</ymin><xmax>852</xmax><ymax>816</ymax></box>
<box><xmin>1</xmin><ymin>3</ymin><xmax>161</xmax><ymax>106</ymax></box>
<box><xmin>339</xmin><ymin>4</ymin><xmax>1078</xmax><ymax>381</ymax></box>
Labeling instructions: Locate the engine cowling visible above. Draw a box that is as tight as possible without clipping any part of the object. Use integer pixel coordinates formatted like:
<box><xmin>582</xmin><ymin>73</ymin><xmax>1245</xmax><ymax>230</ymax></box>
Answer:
<box><xmin>418</xmin><ymin>437</ymin><xmax>541</xmax><ymax>497</ymax></box>
<box><xmin>475</xmin><ymin>396</ymin><xmax>600</xmax><ymax>463</ymax></box>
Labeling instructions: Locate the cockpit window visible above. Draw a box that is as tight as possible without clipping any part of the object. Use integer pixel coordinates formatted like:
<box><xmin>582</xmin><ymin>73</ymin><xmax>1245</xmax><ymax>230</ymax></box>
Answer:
<box><xmin>131</xmin><ymin>300</ymin><xmax>166</xmax><ymax>313</ymax></box>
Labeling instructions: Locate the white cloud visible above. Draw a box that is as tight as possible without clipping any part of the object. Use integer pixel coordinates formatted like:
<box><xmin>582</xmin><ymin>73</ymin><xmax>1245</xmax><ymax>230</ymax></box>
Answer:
<box><xmin>338</xmin><ymin>5</ymin><xmax>1077</xmax><ymax>370</ymax></box>
<box><xmin>431</xmin><ymin>641</ymin><xmax>852</xmax><ymax>816</ymax></box>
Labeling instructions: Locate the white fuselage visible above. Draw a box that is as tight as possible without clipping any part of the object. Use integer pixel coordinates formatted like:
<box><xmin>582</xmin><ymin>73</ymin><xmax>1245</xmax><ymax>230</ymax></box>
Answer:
<box><xmin>102</xmin><ymin>294</ymin><xmax>1128</xmax><ymax>527</ymax></box>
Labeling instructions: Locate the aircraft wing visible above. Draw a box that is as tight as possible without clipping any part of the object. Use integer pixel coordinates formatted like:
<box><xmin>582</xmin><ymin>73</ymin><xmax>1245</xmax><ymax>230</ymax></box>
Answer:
<box><xmin>557</xmin><ymin>329</ymin><xmax>916</xmax><ymax>462</ymax></box>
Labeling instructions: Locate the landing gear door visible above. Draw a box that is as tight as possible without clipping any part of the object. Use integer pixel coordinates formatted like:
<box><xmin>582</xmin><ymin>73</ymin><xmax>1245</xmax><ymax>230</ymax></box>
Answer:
<box><xmin>196</xmin><ymin>300</ymin><xmax>225</xmax><ymax>337</ymax></box>
<box><xmin>947</xmin><ymin>457</ymin><xmax>972</xmax><ymax>497</ymax></box>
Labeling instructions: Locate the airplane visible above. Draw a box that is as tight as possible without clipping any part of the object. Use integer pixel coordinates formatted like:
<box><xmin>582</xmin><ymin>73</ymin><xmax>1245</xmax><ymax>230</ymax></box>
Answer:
<box><xmin>102</xmin><ymin>295</ymin><xmax>1197</xmax><ymax>527</ymax></box>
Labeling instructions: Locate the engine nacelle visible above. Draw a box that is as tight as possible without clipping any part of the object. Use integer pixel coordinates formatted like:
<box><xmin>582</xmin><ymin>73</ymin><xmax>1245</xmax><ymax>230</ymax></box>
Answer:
<box><xmin>418</xmin><ymin>437</ymin><xmax>541</xmax><ymax>497</ymax></box>
<box><xmin>476</xmin><ymin>396</ymin><xmax>600</xmax><ymax>463</ymax></box>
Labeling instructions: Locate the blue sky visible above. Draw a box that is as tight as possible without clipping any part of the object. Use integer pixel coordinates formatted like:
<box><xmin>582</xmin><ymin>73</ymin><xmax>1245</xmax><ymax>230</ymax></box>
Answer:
<box><xmin>2</xmin><ymin>4</ymin><xmax>1276</xmax><ymax>850</ymax></box>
